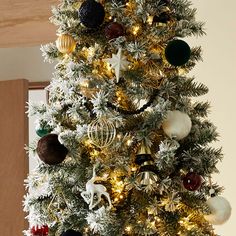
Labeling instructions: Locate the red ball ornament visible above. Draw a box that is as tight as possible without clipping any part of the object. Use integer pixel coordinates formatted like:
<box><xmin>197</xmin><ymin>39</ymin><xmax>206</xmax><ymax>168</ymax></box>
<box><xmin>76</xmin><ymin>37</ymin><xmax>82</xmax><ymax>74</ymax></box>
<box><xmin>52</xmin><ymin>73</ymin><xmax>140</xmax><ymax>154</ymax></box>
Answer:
<box><xmin>104</xmin><ymin>22</ymin><xmax>125</xmax><ymax>40</ymax></box>
<box><xmin>30</xmin><ymin>225</ymin><xmax>49</xmax><ymax>236</ymax></box>
<box><xmin>183</xmin><ymin>172</ymin><xmax>202</xmax><ymax>191</ymax></box>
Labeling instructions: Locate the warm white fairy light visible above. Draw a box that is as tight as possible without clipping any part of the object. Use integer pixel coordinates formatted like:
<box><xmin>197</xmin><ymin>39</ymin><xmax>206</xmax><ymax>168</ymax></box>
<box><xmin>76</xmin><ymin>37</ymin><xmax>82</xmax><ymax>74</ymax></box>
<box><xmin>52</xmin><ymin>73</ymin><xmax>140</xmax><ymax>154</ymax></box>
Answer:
<box><xmin>132</xmin><ymin>25</ymin><xmax>140</xmax><ymax>35</ymax></box>
<box><xmin>147</xmin><ymin>15</ymin><xmax>154</xmax><ymax>25</ymax></box>
<box><xmin>125</xmin><ymin>226</ymin><xmax>132</xmax><ymax>232</ymax></box>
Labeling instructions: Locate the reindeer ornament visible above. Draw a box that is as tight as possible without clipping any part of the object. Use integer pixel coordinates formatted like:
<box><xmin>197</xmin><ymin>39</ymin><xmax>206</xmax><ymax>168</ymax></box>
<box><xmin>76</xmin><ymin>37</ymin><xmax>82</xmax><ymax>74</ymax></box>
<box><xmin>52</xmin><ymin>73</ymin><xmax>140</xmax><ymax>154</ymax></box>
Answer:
<box><xmin>81</xmin><ymin>166</ymin><xmax>112</xmax><ymax>210</ymax></box>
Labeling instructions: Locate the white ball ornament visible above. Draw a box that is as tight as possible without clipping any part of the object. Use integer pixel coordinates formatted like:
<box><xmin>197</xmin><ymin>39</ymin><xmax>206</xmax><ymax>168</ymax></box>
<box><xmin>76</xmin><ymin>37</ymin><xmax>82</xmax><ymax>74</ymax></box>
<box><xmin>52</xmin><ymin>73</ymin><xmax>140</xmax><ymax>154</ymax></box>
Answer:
<box><xmin>162</xmin><ymin>110</ymin><xmax>192</xmax><ymax>140</ymax></box>
<box><xmin>204</xmin><ymin>196</ymin><xmax>231</xmax><ymax>225</ymax></box>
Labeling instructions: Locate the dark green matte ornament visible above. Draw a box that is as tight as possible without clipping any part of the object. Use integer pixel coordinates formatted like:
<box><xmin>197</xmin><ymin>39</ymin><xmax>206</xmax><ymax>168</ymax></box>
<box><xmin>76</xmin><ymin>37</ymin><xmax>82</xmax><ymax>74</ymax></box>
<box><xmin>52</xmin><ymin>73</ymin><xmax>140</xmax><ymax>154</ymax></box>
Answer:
<box><xmin>165</xmin><ymin>39</ymin><xmax>191</xmax><ymax>66</ymax></box>
<box><xmin>36</xmin><ymin>127</ymin><xmax>51</xmax><ymax>137</ymax></box>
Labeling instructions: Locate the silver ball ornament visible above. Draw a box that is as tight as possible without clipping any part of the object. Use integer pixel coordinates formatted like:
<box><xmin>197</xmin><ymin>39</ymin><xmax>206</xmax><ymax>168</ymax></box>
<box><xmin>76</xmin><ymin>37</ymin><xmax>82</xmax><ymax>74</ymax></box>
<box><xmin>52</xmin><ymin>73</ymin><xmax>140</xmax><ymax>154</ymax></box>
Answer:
<box><xmin>162</xmin><ymin>110</ymin><xmax>192</xmax><ymax>140</ymax></box>
<box><xmin>204</xmin><ymin>196</ymin><xmax>231</xmax><ymax>225</ymax></box>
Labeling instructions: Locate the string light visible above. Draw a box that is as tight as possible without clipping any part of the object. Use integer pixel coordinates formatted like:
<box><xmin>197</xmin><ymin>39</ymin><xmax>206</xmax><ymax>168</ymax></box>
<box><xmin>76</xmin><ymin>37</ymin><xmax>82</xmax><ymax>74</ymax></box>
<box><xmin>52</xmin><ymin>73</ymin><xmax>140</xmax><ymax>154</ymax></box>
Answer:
<box><xmin>125</xmin><ymin>226</ymin><xmax>132</xmax><ymax>232</ymax></box>
<box><xmin>127</xmin><ymin>139</ymin><xmax>132</xmax><ymax>146</ymax></box>
<box><xmin>147</xmin><ymin>16</ymin><xmax>154</xmax><ymax>25</ymax></box>
<box><xmin>132</xmin><ymin>25</ymin><xmax>140</xmax><ymax>36</ymax></box>
<box><xmin>80</xmin><ymin>80</ymin><xmax>89</xmax><ymax>88</ymax></box>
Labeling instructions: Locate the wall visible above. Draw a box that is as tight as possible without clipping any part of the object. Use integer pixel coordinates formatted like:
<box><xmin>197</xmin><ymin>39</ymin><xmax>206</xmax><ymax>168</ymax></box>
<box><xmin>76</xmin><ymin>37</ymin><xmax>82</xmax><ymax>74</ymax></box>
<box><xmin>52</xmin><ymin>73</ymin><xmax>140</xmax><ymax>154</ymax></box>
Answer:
<box><xmin>188</xmin><ymin>1</ymin><xmax>236</xmax><ymax>234</ymax></box>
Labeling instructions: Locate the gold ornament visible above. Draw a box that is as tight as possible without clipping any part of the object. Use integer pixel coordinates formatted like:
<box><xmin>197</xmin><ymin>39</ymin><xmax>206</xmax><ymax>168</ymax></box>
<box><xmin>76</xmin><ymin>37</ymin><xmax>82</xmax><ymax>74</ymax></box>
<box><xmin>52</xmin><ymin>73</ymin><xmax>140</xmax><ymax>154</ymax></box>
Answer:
<box><xmin>135</xmin><ymin>143</ymin><xmax>158</xmax><ymax>188</ymax></box>
<box><xmin>56</xmin><ymin>34</ymin><xmax>76</xmax><ymax>54</ymax></box>
<box><xmin>87</xmin><ymin>117</ymin><xmax>116</xmax><ymax>148</ymax></box>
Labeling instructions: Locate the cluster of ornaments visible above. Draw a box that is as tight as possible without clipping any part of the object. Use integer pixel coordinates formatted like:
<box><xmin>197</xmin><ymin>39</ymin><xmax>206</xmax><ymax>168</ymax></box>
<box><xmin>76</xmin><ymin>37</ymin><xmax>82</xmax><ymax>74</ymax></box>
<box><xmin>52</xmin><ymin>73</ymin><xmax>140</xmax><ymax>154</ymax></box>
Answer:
<box><xmin>56</xmin><ymin>0</ymin><xmax>191</xmax><ymax>70</ymax></box>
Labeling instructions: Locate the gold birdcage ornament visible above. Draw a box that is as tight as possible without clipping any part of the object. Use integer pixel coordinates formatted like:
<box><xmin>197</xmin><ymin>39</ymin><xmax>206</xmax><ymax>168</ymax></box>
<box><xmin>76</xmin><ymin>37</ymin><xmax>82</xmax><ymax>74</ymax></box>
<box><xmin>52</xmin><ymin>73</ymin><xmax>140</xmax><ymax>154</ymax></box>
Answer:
<box><xmin>87</xmin><ymin>117</ymin><xmax>116</xmax><ymax>148</ymax></box>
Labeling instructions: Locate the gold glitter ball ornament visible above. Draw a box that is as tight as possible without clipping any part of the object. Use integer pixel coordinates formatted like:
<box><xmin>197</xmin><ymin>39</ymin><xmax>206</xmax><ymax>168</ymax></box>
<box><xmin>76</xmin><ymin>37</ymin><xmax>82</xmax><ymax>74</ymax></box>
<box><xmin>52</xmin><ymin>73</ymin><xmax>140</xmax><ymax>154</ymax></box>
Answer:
<box><xmin>56</xmin><ymin>34</ymin><xmax>76</xmax><ymax>54</ymax></box>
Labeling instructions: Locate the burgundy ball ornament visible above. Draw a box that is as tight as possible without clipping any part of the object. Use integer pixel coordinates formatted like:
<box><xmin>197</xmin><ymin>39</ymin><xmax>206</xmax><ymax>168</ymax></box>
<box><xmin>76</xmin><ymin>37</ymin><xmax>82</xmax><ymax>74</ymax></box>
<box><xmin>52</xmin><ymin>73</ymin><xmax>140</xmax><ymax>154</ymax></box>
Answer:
<box><xmin>105</xmin><ymin>22</ymin><xmax>125</xmax><ymax>40</ymax></box>
<box><xmin>165</xmin><ymin>39</ymin><xmax>191</xmax><ymax>66</ymax></box>
<box><xmin>31</xmin><ymin>225</ymin><xmax>49</xmax><ymax>236</ymax></box>
<box><xmin>61</xmin><ymin>229</ymin><xmax>82</xmax><ymax>236</ymax></box>
<box><xmin>183</xmin><ymin>172</ymin><xmax>202</xmax><ymax>191</ymax></box>
<box><xmin>36</xmin><ymin>134</ymin><xmax>68</xmax><ymax>165</ymax></box>
<box><xmin>79</xmin><ymin>0</ymin><xmax>105</xmax><ymax>28</ymax></box>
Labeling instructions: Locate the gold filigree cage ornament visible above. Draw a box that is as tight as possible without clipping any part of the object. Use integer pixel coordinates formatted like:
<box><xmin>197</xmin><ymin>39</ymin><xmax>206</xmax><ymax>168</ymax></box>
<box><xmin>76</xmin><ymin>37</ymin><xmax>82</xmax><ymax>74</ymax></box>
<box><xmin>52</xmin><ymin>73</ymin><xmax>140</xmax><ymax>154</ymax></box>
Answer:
<box><xmin>87</xmin><ymin>117</ymin><xmax>116</xmax><ymax>148</ymax></box>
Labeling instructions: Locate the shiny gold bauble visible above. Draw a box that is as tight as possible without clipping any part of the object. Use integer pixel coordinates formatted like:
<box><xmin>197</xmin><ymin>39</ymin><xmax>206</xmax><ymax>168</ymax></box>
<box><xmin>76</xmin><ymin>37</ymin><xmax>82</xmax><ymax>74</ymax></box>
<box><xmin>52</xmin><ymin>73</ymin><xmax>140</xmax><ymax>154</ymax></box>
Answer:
<box><xmin>56</xmin><ymin>34</ymin><xmax>76</xmax><ymax>54</ymax></box>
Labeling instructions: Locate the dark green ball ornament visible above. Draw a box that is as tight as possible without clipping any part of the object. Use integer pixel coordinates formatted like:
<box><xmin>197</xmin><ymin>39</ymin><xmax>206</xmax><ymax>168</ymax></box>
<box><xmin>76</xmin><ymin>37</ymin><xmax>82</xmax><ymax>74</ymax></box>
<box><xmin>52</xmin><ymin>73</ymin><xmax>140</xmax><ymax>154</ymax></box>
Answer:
<box><xmin>165</xmin><ymin>39</ymin><xmax>191</xmax><ymax>66</ymax></box>
<box><xmin>36</xmin><ymin>127</ymin><xmax>51</xmax><ymax>137</ymax></box>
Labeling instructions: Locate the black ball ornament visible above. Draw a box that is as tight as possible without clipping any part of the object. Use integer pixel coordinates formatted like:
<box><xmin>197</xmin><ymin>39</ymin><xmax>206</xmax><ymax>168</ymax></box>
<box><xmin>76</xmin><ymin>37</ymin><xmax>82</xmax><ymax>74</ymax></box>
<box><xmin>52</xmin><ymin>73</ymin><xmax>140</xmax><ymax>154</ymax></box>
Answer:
<box><xmin>79</xmin><ymin>0</ymin><xmax>105</xmax><ymax>28</ymax></box>
<box><xmin>36</xmin><ymin>134</ymin><xmax>68</xmax><ymax>165</ymax></box>
<box><xmin>61</xmin><ymin>229</ymin><xmax>83</xmax><ymax>236</ymax></box>
<box><xmin>158</xmin><ymin>0</ymin><xmax>171</xmax><ymax>5</ymax></box>
<box><xmin>153</xmin><ymin>12</ymin><xmax>171</xmax><ymax>24</ymax></box>
<box><xmin>165</xmin><ymin>39</ymin><xmax>191</xmax><ymax>66</ymax></box>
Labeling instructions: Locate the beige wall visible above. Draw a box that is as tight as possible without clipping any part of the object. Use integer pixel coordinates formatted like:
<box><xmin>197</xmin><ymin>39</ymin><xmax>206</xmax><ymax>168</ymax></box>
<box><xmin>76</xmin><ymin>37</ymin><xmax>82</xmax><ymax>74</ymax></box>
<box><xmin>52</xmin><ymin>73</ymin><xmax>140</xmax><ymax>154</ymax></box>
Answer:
<box><xmin>189</xmin><ymin>1</ymin><xmax>236</xmax><ymax>234</ymax></box>
<box><xmin>0</xmin><ymin>0</ymin><xmax>235</xmax><ymax>235</ymax></box>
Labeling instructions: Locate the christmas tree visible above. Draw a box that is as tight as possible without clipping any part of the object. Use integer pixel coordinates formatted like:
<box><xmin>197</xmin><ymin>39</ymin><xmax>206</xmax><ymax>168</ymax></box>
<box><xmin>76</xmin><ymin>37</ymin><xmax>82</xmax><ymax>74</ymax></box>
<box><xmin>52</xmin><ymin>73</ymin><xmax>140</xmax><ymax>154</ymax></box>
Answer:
<box><xmin>24</xmin><ymin>0</ymin><xmax>232</xmax><ymax>235</ymax></box>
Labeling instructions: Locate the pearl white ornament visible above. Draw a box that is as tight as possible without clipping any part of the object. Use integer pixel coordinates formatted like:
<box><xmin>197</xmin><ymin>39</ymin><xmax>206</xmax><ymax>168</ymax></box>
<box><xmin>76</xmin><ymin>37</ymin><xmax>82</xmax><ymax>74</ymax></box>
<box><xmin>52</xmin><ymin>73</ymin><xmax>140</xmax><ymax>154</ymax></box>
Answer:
<box><xmin>204</xmin><ymin>196</ymin><xmax>231</xmax><ymax>225</ymax></box>
<box><xmin>162</xmin><ymin>110</ymin><xmax>192</xmax><ymax>140</ymax></box>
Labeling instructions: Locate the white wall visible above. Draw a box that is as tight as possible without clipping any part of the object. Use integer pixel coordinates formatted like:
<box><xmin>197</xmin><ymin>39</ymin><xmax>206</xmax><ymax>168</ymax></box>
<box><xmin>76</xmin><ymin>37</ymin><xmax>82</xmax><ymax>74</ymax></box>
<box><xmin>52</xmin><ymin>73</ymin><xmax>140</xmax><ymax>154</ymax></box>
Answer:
<box><xmin>28</xmin><ymin>90</ymin><xmax>48</xmax><ymax>171</ymax></box>
<box><xmin>0</xmin><ymin>47</ymin><xmax>54</xmax><ymax>82</ymax></box>
<box><xmin>0</xmin><ymin>0</ymin><xmax>235</xmax><ymax>234</ymax></box>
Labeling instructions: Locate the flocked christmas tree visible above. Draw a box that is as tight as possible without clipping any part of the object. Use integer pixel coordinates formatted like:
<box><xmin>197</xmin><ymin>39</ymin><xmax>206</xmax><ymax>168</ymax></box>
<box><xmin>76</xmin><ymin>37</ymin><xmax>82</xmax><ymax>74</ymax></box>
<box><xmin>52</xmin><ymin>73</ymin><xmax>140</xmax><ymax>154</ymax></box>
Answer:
<box><xmin>24</xmin><ymin>0</ymin><xmax>232</xmax><ymax>235</ymax></box>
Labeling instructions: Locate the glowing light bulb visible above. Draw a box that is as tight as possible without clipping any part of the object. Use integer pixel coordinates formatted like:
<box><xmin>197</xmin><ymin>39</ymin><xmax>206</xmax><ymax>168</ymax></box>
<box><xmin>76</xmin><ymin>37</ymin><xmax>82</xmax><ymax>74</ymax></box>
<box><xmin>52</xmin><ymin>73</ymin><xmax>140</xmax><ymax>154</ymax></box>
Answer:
<box><xmin>147</xmin><ymin>16</ymin><xmax>154</xmax><ymax>25</ymax></box>
<box><xmin>132</xmin><ymin>26</ymin><xmax>140</xmax><ymax>36</ymax></box>
<box><xmin>125</xmin><ymin>226</ymin><xmax>132</xmax><ymax>232</ymax></box>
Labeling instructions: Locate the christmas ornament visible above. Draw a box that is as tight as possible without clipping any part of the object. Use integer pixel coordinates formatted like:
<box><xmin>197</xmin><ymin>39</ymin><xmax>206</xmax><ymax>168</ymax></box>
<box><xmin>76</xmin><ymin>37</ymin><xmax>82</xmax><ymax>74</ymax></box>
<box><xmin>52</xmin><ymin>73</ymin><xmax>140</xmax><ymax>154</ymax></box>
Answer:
<box><xmin>158</xmin><ymin>0</ymin><xmax>171</xmax><ymax>5</ymax></box>
<box><xmin>61</xmin><ymin>229</ymin><xmax>82</xmax><ymax>236</ymax></box>
<box><xmin>56</xmin><ymin>34</ymin><xmax>76</xmax><ymax>54</ymax></box>
<box><xmin>204</xmin><ymin>196</ymin><xmax>231</xmax><ymax>225</ymax></box>
<box><xmin>153</xmin><ymin>12</ymin><xmax>171</xmax><ymax>24</ymax></box>
<box><xmin>165</xmin><ymin>39</ymin><xmax>191</xmax><ymax>66</ymax></box>
<box><xmin>36</xmin><ymin>127</ymin><xmax>51</xmax><ymax>137</ymax></box>
<box><xmin>162</xmin><ymin>110</ymin><xmax>192</xmax><ymax>140</ymax></box>
<box><xmin>79</xmin><ymin>0</ymin><xmax>105</xmax><ymax>28</ymax></box>
<box><xmin>81</xmin><ymin>166</ymin><xmax>112</xmax><ymax>210</ymax></box>
<box><xmin>87</xmin><ymin>117</ymin><xmax>116</xmax><ymax>148</ymax></box>
<box><xmin>183</xmin><ymin>171</ymin><xmax>202</xmax><ymax>191</ymax></box>
<box><xmin>104</xmin><ymin>48</ymin><xmax>130</xmax><ymax>83</ymax></box>
<box><xmin>104</xmin><ymin>22</ymin><xmax>125</xmax><ymax>40</ymax></box>
<box><xmin>36</xmin><ymin>134</ymin><xmax>68</xmax><ymax>165</ymax></box>
<box><xmin>30</xmin><ymin>225</ymin><xmax>49</xmax><ymax>236</ymax></box>
<box><xmin>135</xmin><ymin>144</ymin><xmax>158</xmax><ymax>187</ymax></box>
